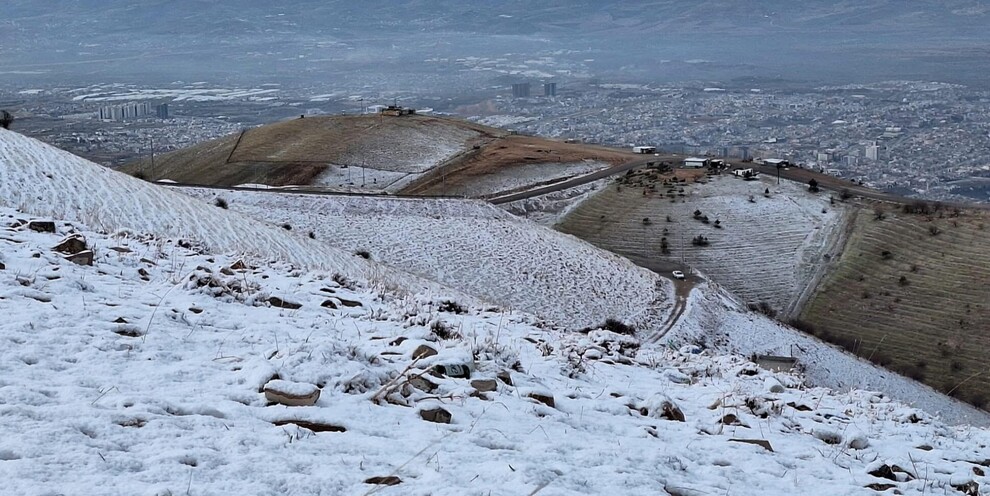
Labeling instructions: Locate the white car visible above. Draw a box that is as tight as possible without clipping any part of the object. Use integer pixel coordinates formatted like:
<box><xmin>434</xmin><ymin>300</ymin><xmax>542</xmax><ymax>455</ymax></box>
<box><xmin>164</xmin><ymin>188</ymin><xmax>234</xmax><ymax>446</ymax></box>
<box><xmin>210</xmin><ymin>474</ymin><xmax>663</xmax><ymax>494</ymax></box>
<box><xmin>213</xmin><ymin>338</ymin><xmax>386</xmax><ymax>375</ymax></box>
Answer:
<box><xmin>672</xmin><ymin>270</ymin><xmax>686</xmax><ymax>280</ymax></box>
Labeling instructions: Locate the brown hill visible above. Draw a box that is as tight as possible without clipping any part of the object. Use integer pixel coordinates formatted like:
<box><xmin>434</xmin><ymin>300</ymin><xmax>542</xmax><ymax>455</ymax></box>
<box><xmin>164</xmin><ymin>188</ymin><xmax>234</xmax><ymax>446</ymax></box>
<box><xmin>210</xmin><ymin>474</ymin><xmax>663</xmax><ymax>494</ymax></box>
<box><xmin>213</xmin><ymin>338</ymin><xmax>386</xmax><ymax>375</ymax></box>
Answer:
<box><xmin>121</xmin><ymin>114</ymin><xmax>632</xmax><ymax>196</ymax></box>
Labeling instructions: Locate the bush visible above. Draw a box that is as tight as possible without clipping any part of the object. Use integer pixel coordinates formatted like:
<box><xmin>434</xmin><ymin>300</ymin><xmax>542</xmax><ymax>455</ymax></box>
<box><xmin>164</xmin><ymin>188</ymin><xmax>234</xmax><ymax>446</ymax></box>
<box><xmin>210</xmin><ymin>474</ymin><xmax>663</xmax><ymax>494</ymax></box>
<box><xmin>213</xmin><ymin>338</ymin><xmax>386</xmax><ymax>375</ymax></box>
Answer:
<box><xmin>431</xmin><ymin>320</ymin><xmax>461</xmax><ymax>340</ymax></box>
<box><xmin>214</xmin><ymin>197</ymin><xmax>228</xmax><ymax>209</ymax></box>
<box><xmin>438</xmin><ymin>300</ymin><xmax>467</xmax><ymax>314</ymax></box>
<box><xmin>602</xmin><ymin>318</ymin><xmax>636</xmax><ymax>336</ymax></box>
<box><xmin>308</xmin><ymin>231</ymin><xmax>316</xmax><ymax>239</ymax></box>
<box><xmin>132</xmin><ymin>171</ymin><xmax>148</xmax><ymax>181</ymax></box>
<box><xmin>691</xmin><ymin>235</ymin><xmax>710</xmax><ymax>247</ymax></box>
<box><xmin>928</xmin><ymin>225</ymin><xmax>940</xmax><ymax>236</ymax></box>
<box><xmin>840</xmin><ymin>189</ymin><xmax>852</xmax><ymax>200</ymax></box>
<box><xmin>951</xmin><ymin>360</ymin><xmax>964</xmax><ymax>373</ymax></box>
<box><xmin>354</xmin><ymin>249</ymin><xmax>371</xmax><ymax>259</ymax></box>
<box><xmin>0</xmin><ymin>110</ymin><xmax>13</xmax><ymax>130</ymax></box>
<box><xmin>881</xmin><ymin>250</ymin><xmax>893</xmax><ymax>260</ymax></box>
<box><xmin>808</xmin><ymin>179</ymin><xmax>820</xmax><ymax>193</ymax></box>
<box><xmin>898</xmin><ymin>275</ymin><xmax>909</xmax><ymax>286</ymax></box>
<box><xmin>281</xmin><ymin>223</ymin><xmax>292</xmax><ymax>230</ymax></box>
<box><xmin>898</xmin><ymin>364</ymin><xmax>926</xmax><ymax>382</ymax></box>
<box><xmin>642</xmin><ymin>217</ymin><xmax>652</xmax><ymax>225</ymax></box>
<box><xmin>748</xmin><ymin>301</ymin><xmax>777</xmax><ymax>318</ymax></box>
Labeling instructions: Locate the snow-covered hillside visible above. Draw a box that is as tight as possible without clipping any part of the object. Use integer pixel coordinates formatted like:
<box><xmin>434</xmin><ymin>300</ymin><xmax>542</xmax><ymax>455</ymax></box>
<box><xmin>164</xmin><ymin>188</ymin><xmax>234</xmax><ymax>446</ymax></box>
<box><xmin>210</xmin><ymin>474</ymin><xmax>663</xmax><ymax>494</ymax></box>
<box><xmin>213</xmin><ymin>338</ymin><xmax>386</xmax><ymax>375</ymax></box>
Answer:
<box><xmin>4</xmin><ymin>212</ymin><xmax>990</xmax><ymax>495</ymax></box>
<box><xmin>173</xmin><ymin>187</ymin><xmax>671</xmax><ymax>331</ymax></box>
<box><xmin>666</xmin><ymin>281</ymin><xmax>990</xmax><ymax>428</ymax></box>
<box><xmin>0</xmin><ymin>129</ymin><xmax>453</xmax><ymax>299</ymax></box>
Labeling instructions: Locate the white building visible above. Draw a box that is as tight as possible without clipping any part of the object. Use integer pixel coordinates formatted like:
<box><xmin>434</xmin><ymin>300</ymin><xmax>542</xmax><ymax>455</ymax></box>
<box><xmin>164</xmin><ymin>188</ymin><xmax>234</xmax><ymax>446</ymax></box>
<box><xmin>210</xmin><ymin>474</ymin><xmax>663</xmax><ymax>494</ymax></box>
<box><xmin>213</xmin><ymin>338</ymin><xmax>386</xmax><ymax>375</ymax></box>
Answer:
<box><xmin>683</xmin><ymin>157</ymin><xmax>709</xmax><ymax>168</ymax></box>
<box><xmin>632</xmin><ymin>146</ymin><xmax>656</xmax><ymax>154</ymax></box>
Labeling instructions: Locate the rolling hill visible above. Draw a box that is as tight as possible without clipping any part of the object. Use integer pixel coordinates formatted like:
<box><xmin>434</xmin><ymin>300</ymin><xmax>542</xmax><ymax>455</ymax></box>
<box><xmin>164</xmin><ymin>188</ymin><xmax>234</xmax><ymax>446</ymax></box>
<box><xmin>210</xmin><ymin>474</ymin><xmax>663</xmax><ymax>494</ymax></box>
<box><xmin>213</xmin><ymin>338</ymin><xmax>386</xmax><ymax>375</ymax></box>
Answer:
<box><xmin>119</xmin><ymin>114</ymin><xmax>632</xmax><ymax>197</ymax></box>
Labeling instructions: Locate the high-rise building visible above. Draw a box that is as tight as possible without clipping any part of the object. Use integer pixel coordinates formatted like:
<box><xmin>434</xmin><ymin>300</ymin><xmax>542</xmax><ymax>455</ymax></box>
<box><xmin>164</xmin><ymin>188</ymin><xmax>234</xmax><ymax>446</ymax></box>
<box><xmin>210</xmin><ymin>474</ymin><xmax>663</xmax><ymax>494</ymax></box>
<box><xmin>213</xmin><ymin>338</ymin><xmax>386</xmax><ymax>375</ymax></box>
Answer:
<box><xmin>865</xmin><ymin>142</ymin><xmax>880</xmax><ymax>161</ymax></box>
<box><xmin>511</xmin><ymin>83</ymin><xmax>531</xmax><ymax>98</ymax></box>
<box><xmin>543</xmin><ymin>82</ymin><xmax>557</xmax><ymax>97</ymax></box>
<box><xmin>156</xmin><ymin>103</ymin><xmax>169</xmax><ymax>120</ymax></box>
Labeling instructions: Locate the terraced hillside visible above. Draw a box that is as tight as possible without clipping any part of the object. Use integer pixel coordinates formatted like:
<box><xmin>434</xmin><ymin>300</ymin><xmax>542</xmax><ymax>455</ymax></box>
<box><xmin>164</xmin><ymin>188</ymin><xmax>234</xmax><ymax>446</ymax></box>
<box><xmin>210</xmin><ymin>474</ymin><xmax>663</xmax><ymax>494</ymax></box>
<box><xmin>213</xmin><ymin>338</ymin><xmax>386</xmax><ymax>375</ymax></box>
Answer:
<box><xmin>557</xmin><ymin>169</ymin><xmax>847</xmax><ymax>315</ymax></box>
<box><xmin>800</xmin><ymin>205</ymin><xmax>990</xmax><ymax>406</ymax></box>
<box><xmin>120</xmin><ymin>114</ymin><xmax>494</xmax><ymax>191</ymax></box>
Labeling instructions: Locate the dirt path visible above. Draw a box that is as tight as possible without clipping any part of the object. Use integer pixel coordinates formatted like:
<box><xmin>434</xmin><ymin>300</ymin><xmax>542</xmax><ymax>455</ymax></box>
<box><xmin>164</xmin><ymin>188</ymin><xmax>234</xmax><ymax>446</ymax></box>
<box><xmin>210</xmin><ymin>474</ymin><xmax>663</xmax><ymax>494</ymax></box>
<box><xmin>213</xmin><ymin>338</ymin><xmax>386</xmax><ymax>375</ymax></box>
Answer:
<box><xmin>647</xmin><ymin>278</ymin><xmax>693</xmax><ymax>342</ymax></box>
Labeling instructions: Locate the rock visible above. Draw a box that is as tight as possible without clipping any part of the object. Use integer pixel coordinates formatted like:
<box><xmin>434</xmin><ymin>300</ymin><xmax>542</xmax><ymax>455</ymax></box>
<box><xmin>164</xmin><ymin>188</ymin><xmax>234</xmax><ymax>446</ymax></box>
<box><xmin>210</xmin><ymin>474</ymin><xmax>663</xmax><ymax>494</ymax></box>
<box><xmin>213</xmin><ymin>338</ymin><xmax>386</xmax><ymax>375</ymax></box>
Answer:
<box><xmin>268</xmin><ymin>296</ymin><xmax>302</xmax><ymax>310</ymax></box>
<box><xmin>419</xmin><ymin>407</ymin><xmax>452</xmax><ymax>424</ymax></box>
<box><xmin>974</xmin><ymin>466</ymin><xmax>985</xmax><ymax>477</ymax></box>
<box><xmin>138</xmin><ymin>268</ymin><xmax>150</xmax><ymax>281</ymax></box>
<box><xmin>109</xmin><ymin>246</ymin><xmax>132</xmax><ymax>253</ymax></box>
<box><xmin>496</xmin><ymin>370</ymin><xmax>513</xmax><ymax>386</ymax></box>
<box><xmin>411</xmin><ymin>344</ymin><xmax>438</xmax><ymax>360</ymax></box>
<box><xmin>408</xmin><ymin>376</ymin><xmax>437</xmax><ymax>393</ymax></box>
<box><xmin>729</xmin><ymin>438</ymin><xmax>774</xmax><ymax>452</ymax></box>
<box><xmin>113</xmin><ymin>317</ymin><xmax>128</xmax><ymax>324</ymax></box>
<box><xmin>364</xmin><ymin>476</ymin><xmax>401</xmax><ymax>486</ymax></box>
<box><xmin>229</xmin><ymin>260</ymin><xmax>248</xmax><ymax>270</ymax></box>
<box><xmin>813</xmin><ymin>428</ymin><xmax>843</xmax><ymax>445</ymax></box>
<box><xmin>65</xmin><ymin>250</ymin><xmax>94</xmax><ymax>266</ymax></box>
<box><xmin>847</xmin><ymin>431</ymin><xmax>870</xmax><ymax>450</ymax></box>
<box><xmin>471</xmin><ymin>379</ymin><xmax>498</xmax><ymax>393</ymax></box>
<box><xmin>0</xmin><ymin>262</ymin><xmax>5</xmax><ymax>270</ymax></box>
<box><xmin>389</xmin><ymin>336</ymin><xmax>407</xmax><ymax>346</ymax></box>
<box><xmin>787</xmin><ymin>401</ymin><xmax>812</xmax><ymax>412</ymax></box>
<box><xmin>320</xmin><ymin>299</ymin><xmax>337</xmax><ymax>309</ymax></box>
<box><xmin>954</xmin><ymin>481</ymin><xmax>979</xmax><ymax>496</ymax></box>
<box><xmin>263</xmin><ymin>380</ymin><xmax>321</xmax><ymax>407</ymax></box>
<box><xmin>338</xmin><ymin>298</ymin><xmax>362</xmax><ymax>308</ymax></box>
<box><xmin>660</xmin><ymin>400</ymin><xmax>685</xmax><ymax>422</ymax></box>
<box><xmin>720</xmin><ymin>413</ymin><xmax>745</xmax><ymax>426</ymax></box>
<box><xmin>764</xmin><ymin>377</ymin><xmax>785</xmax><ymax>393</ymax></box>
<box><xmin>526</xmin><ymin>391</ymin><xmax>555</xmax><ymax>408</ymax></box>
<box><xmin>53</xmin><ymin>234</ymin><xmax>86</xmax><ymax>255</ymax></box>
<box><xmin>27</xmin><ymin>220</ymin><xmax>56</xmax><ymax>233</ymax></box>
<box><xmin>663</xmin><ymin>368</ymin><xmax>692</xmax><ymax>385</ymax></box>
<box><xmin>864</xmin><ymin>483</ymin><xmax>896</xmax><ymax>491</ymax></box>
<box><xmin>869</xmin><ymin>464</ymin><xmax>915</xmax><ymax>482</ymax></box>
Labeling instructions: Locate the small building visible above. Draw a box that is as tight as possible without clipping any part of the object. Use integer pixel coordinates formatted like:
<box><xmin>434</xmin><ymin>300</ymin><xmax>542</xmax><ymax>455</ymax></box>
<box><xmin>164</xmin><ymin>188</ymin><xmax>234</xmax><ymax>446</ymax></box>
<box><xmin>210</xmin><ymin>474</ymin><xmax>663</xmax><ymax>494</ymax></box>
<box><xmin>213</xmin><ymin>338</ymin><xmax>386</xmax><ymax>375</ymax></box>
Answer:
<box><xmin>379</xmin><ymin>105</ymin><xmax>416</xmax><ymax>117</ymax></box>
<box><xmin>754</xmin><ymin>355</ymin><xmax>798</xmax><ymax>373</ymax></box>
<box><xmin>732</xmin><ymin>168</ymin><xmax>759</xmax><ymax>179</ymax></box>
<box><xmin>764</xmin><ymin>158</ymin><xmax>791</xmax><ymax>168</ymax></box>
<box><xmin>632</xmin><ymin>146</ymin><xmax>656</xmax><ymax>154</ymax></box>
<box><xmin>683</xmin><ymin>157</ymin><xmax>710</xmax><ymax>168</ymax></box>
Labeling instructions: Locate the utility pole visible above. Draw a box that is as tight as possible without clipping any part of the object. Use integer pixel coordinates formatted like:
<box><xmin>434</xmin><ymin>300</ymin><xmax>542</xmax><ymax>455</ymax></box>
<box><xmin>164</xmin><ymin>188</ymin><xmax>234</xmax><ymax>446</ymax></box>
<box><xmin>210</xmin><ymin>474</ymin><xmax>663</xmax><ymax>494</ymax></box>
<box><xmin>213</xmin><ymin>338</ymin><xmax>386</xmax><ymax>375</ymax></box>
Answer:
<box><xmin>776</xmin><ymin>163</ymin><xmax>781</xmax><ymax>185</ymax></box>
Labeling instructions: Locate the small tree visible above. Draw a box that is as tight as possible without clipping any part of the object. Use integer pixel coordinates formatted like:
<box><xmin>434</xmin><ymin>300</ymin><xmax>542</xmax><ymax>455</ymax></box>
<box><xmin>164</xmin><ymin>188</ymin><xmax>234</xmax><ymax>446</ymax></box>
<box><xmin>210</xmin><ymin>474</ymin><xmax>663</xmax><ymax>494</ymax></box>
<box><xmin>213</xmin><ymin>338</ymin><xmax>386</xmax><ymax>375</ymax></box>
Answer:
<box><xmin>808</xmin><ymin>178</ymin><xmax>820</xmax><ymax>193</ymax></box>
<box><xmin>0</xmin><ymin>110</ymin><xmax>12</xmax><ymax>130</ymax></box>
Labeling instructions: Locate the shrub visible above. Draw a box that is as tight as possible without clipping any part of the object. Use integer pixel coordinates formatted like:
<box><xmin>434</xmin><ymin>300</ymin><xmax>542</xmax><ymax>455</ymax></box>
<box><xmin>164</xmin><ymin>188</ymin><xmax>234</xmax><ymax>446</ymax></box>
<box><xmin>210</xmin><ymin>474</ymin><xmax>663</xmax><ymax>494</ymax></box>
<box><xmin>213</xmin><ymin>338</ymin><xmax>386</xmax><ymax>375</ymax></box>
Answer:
<box><xmin>691</xmin><ymin>235</ymin><xmax>710</xmax><ymax>247</ymax></box>
<box><xmin>748</xmin><ymin>301</ymin><xmax>776</xmax><ymax>318</ymax></box>
<box><xmin>880</xmin><ymin>250</ymin><xmax>893</xmax><ymax>260</ymax></box>
<box><xmin>642</xmin><ymin>217</ymin><xmax>652</xmax><ymax>225</ymax></box>
<box><xmin>132</xmin><ymin>171</ymin><xmax>148</xmax><ymax>181</ymax></box>
<box><xmin>898</xmin><ymin>275</ymin><xmax>909</xmax><ymax>286</ymax></box>
<box><xmin>928</xmin><ymin>225</ymin><xmax>940</xmax><ymax>236</ymax></box>
<box><xmin>808</xmin><ymin>179</ymin><xmax>820</xmax><ymax>193</ymax></box>
<box><xmin>431</xmin><ymin>320</ymin><xmax>461</xmax><ymax>340</ymax></box>
<box><xmin>898</xmin><ymin>364</ymin><xmax>926</xmax><ymax>382</ymax></box>
<box><xmin>438</xmin><ymin>300</ymin><xmax>467</xmax><ymax>314</ymax></box>
<box><xmin>951</xmin><ymin>360</ymin><xmax>964</xmax><ymax>373</ymax></box>
<box><xmin>969</xmin><ymin>393</ymin><xmax>988</xmax><ymax>409</ymax></box>
<box><xmin>214</xmin><ymin>197</ymin><xmax>228</xmax><ymax>209</ymax></box>
<box><xmin>308</xmin><ymin>231</ymin><xmax>316</xmax><ymax>239</ymax></box>
<box><xmin>281</xmin><ymin>223</ymin><xmax>292</xmax><ymax>230</ymax></box>
<box><xmin>354</xmin><ymin>249</ymin><xmax>371</xmax><ymax>259</ymax></box>
<box><xmin>840</xmin><ymin>189</ymin><xmax>852</xmax><ymax>200</ymax></box>
<box><xmin>602</xmin><ymin>318</ymin><xmax>635</xmax><ymax>336</ymax></box>
<box><xmin>660</xmin><ymin>237</ymin><xmax>670</xmax><ymax>254</ymax></box>
<box><xmin>873</xmin><ymin>207</ymin><xmax>886</xmax><ymax>221</ymax></box>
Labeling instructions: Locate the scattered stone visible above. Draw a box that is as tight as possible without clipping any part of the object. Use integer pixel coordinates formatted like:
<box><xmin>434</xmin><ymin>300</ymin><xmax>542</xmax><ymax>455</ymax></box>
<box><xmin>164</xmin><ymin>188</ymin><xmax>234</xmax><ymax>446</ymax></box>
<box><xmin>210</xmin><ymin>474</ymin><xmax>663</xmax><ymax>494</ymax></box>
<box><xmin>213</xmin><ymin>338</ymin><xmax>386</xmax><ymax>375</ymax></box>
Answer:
<box><xmin>660</xmin><ymin>400</ymin><xmax>685</xmax><ymax>422</ymax></box>
<box><xmin>411</xmin><ymin>344</ymin><xmax>438</xmax><ymax>360</ymax></box>
<box><xmin>338</xmin><ymin>298</ymin><xmax>362</xmax><ymax>308</ymax></box>
<box><xmin>496</xmin><ymin>370</ymin><xmax>513</xmax><ymax>386</ymax></box>
<box><xmin>526</xmin><ymin>391</ymin><xmax>555</xmax><ymax>408</ymax></box>
<box><xmin>53</xmin><ymin>234</ymin><xmax>86</xmax><ymax>255</ymax></box>
<box><xmin>864</xmin><ymin>483</ymin><xmax>897</xmax><ymax>491</ymax></box>
<box><xmin>420</xmin><ymin>407</ymin><xmax>452</xmax><ymax>424</ymax></box>
<box><xmin>65</xmin><ymin>250</ymin><xmax>94</xmax><ymax>266</ymax></box>
<box><xmin>113</xmin><ymin>317</ymin><xmax>128</xmax><ymax>324</ymax></box>
<box><xmin>268</xmin><ymin>296</ymin><xmax>302</xmax><ymax>310</ymax></box>
<box><xmin>189</xmin><ymin>307</ymin><xmax>203</xmax><ymax>314</ymax></box>
<box><xmin>764</xmin><ymin>377</ymin><xmax>785</xmax><ymax>393</ymax></box>
<box><xmin>320</xmin><ymin>299</ymin><xmax>337</xmax><ymax>309</ymax></box>
<box><xmin>364</xmin><ymin>476</ymin><xmax>402</xmax><ymax>486</ymax></box>
<box><xmin>0</xmin><ymin>262</ymin><xmax>5</xmax><ymax>270</ymax></box>
<box><xmin>720</xmin><ymin>413</ymin><xmax>746</xmax><ymax>427</ymax></box>
<box><xmin>847</xmin><ymin>432</ymin><xmax>870</xmax><ymax>450</ymax></box>
<box><xmin>271</xmin><ymin>420</ymin><xmax>345</xmax><ymax>432</ymax></box>
<box><xmin>729</xmin><ymin>438</ymin><xmax>774</xmax><ymax>452</ymax></box>
<box><xmin>974</xmin><ymin>467</ymin><xmax>985</xmax><ymax>477</ymax></box>
<box><xmin>220</xmin><ymin>267</ymin><xmax>235</xmax><ymax>276</ymax></box>
<box><xmin>140</xmin><ymin>257</ymin><xmax>157</xmax><ymax>265</ymax></box>
<box><xmin>869</xmin><ymin>464</ymin><xmax>915</xmax><ymax>482</ymax></box>
<box><xmin>229</xmin><ymin>260</ymin><xmax>248</xmax><ymax>270</ymax></box>
<box><xmin>813</xmin><ymin>428</ymin><xmax>843</xmax><ymax>445</ymax></box>
<box><xmin>113</xmin><ymin>325</ymin><xmax>143</xmax><ymax>338</ymax></box>
<box><xmin>389</xmin><ymin>336</ymin><xmax>407</xmax><ymax>346</ymax></box>
<box><xmin>953</xmin><ymin>481</ymin><xmax>979</xmax><ymax>496</ymax></box>
<box><xmin>471</xmin><ymin>379</ymin><xmax>498</xmax><ymax>393</ymax></box>
<box><xmin>109</xmin><ymin>246</ymin><xmax>132</xmax><ymax>253</ymax></box>
<box><xmin>27</xmin><ymin>220</ymin><xmax>56</xmax><ymax>233</ymax></box>
<box><xmin>787</xmin><ymin>401</ymin><xmax>812</xmax><ymax>412</ymax></box>
<box><xmin>263</xmin><ymin>380</ymin><xmax>321</xmax><ymax>407</ymax></box>
<box><xmin>138</xmin><ymin>268</ymin><xmax>150</xmax><ymax>281</ymax></box>
<box><xmin>408</xmin><ymin>376</ymin><xmax>437</xmax><ymax>393</ymax></box>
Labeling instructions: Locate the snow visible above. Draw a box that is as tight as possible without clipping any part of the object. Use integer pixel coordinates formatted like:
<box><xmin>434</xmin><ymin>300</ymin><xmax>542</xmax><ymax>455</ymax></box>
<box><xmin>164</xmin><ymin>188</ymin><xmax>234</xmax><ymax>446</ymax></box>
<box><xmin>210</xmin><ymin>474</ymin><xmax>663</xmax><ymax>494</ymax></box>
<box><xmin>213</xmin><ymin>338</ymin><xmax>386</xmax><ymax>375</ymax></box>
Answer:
<box><xmin>4</xmin><ymin>129</ymin><xmax>990</xmax><ymax>495</ymax></box>
<box><xmin>171</xmin><ymin>187</ymin><xmax>671</xmax><ymax>331</ymax></box>
<box><xmin>454</xmin><ymin>161</ymin><xmax>610</xmax><ymax>199</ymax></box>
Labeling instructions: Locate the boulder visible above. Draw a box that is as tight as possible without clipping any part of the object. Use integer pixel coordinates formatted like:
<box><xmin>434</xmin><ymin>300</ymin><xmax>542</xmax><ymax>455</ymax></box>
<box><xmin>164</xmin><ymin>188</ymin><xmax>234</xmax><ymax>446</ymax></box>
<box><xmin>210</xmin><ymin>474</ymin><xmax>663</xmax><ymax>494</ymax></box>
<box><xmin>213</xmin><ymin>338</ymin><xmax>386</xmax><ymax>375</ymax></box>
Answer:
<box><xmin>419</xmin><ymin>407</ymin><xmax>452</xmax><ymax>424</ymax></box>
<box><xmin>411</xmin><ymin>344</ymin><xmax>438</xmax><ymax>360</ymax></box>
<box><xmin>432</xmin><ymin>364</ymin><xmax>471</xmax><ymax>379</ymax></box>
<box><xmin>496</xmin><ymin>370</ymin><xmax>513</xmax><ymax>386</ymax></box>
<box><xmin>471</xmin><ymin>379</ymin><xmax>498</xmax><ymax>393</ymax></box>
<box><xmin>53</xmin><ymin>234</ymin><xmax>87</xmax><ymax>255</ymax></box>
<box><xmin>65</xmin><ymin>250</ymin><xmax>94</xmax><ymax>266</ymax></box>
<box><xmin>27</xmin><ymin>220</ymin><xmax>56</xmax><ymax>233</ymax></box>
<box><xmin>263</xmin><ymin>380</ymin><xmax>321</xmax><ymax>407</ymax></box>
<box><xmin>364</xmin><ymin>476</ymin><xmax>401</xmax><ymax>486</ymax></box>
<box><xmin>268</xmin><ymin>296</ymin><xmax>302</xmax><ymax>310</ymax></box>
<box><xmin>526</xmin><ymin>391</ymin><xmax>555</xmax><ymax>408</ymax></box>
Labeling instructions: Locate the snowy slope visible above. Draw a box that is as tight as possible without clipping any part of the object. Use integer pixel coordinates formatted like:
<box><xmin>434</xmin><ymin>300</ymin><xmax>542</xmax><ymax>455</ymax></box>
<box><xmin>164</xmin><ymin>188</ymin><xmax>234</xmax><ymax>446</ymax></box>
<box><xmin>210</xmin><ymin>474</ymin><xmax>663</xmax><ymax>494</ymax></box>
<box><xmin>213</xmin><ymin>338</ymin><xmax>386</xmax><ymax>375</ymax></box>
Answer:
<box><xmin>172</xmin><ymin>187</ymin><xmax>671</xmax><ymax>331</ymax></box>
<box><xmin>3</xmin><ymin>214</ymin><xmax>990</xmax><ymax>495</ymax></box>
<box><xmin>665</xmin><ymin>281</ymin><xmax>990</xmax><ymax>428</ymax></box>
<box><xmin>0</xmin><ymin>129</ymin><xmax>457</xmax><ymax>299</ymax></box>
